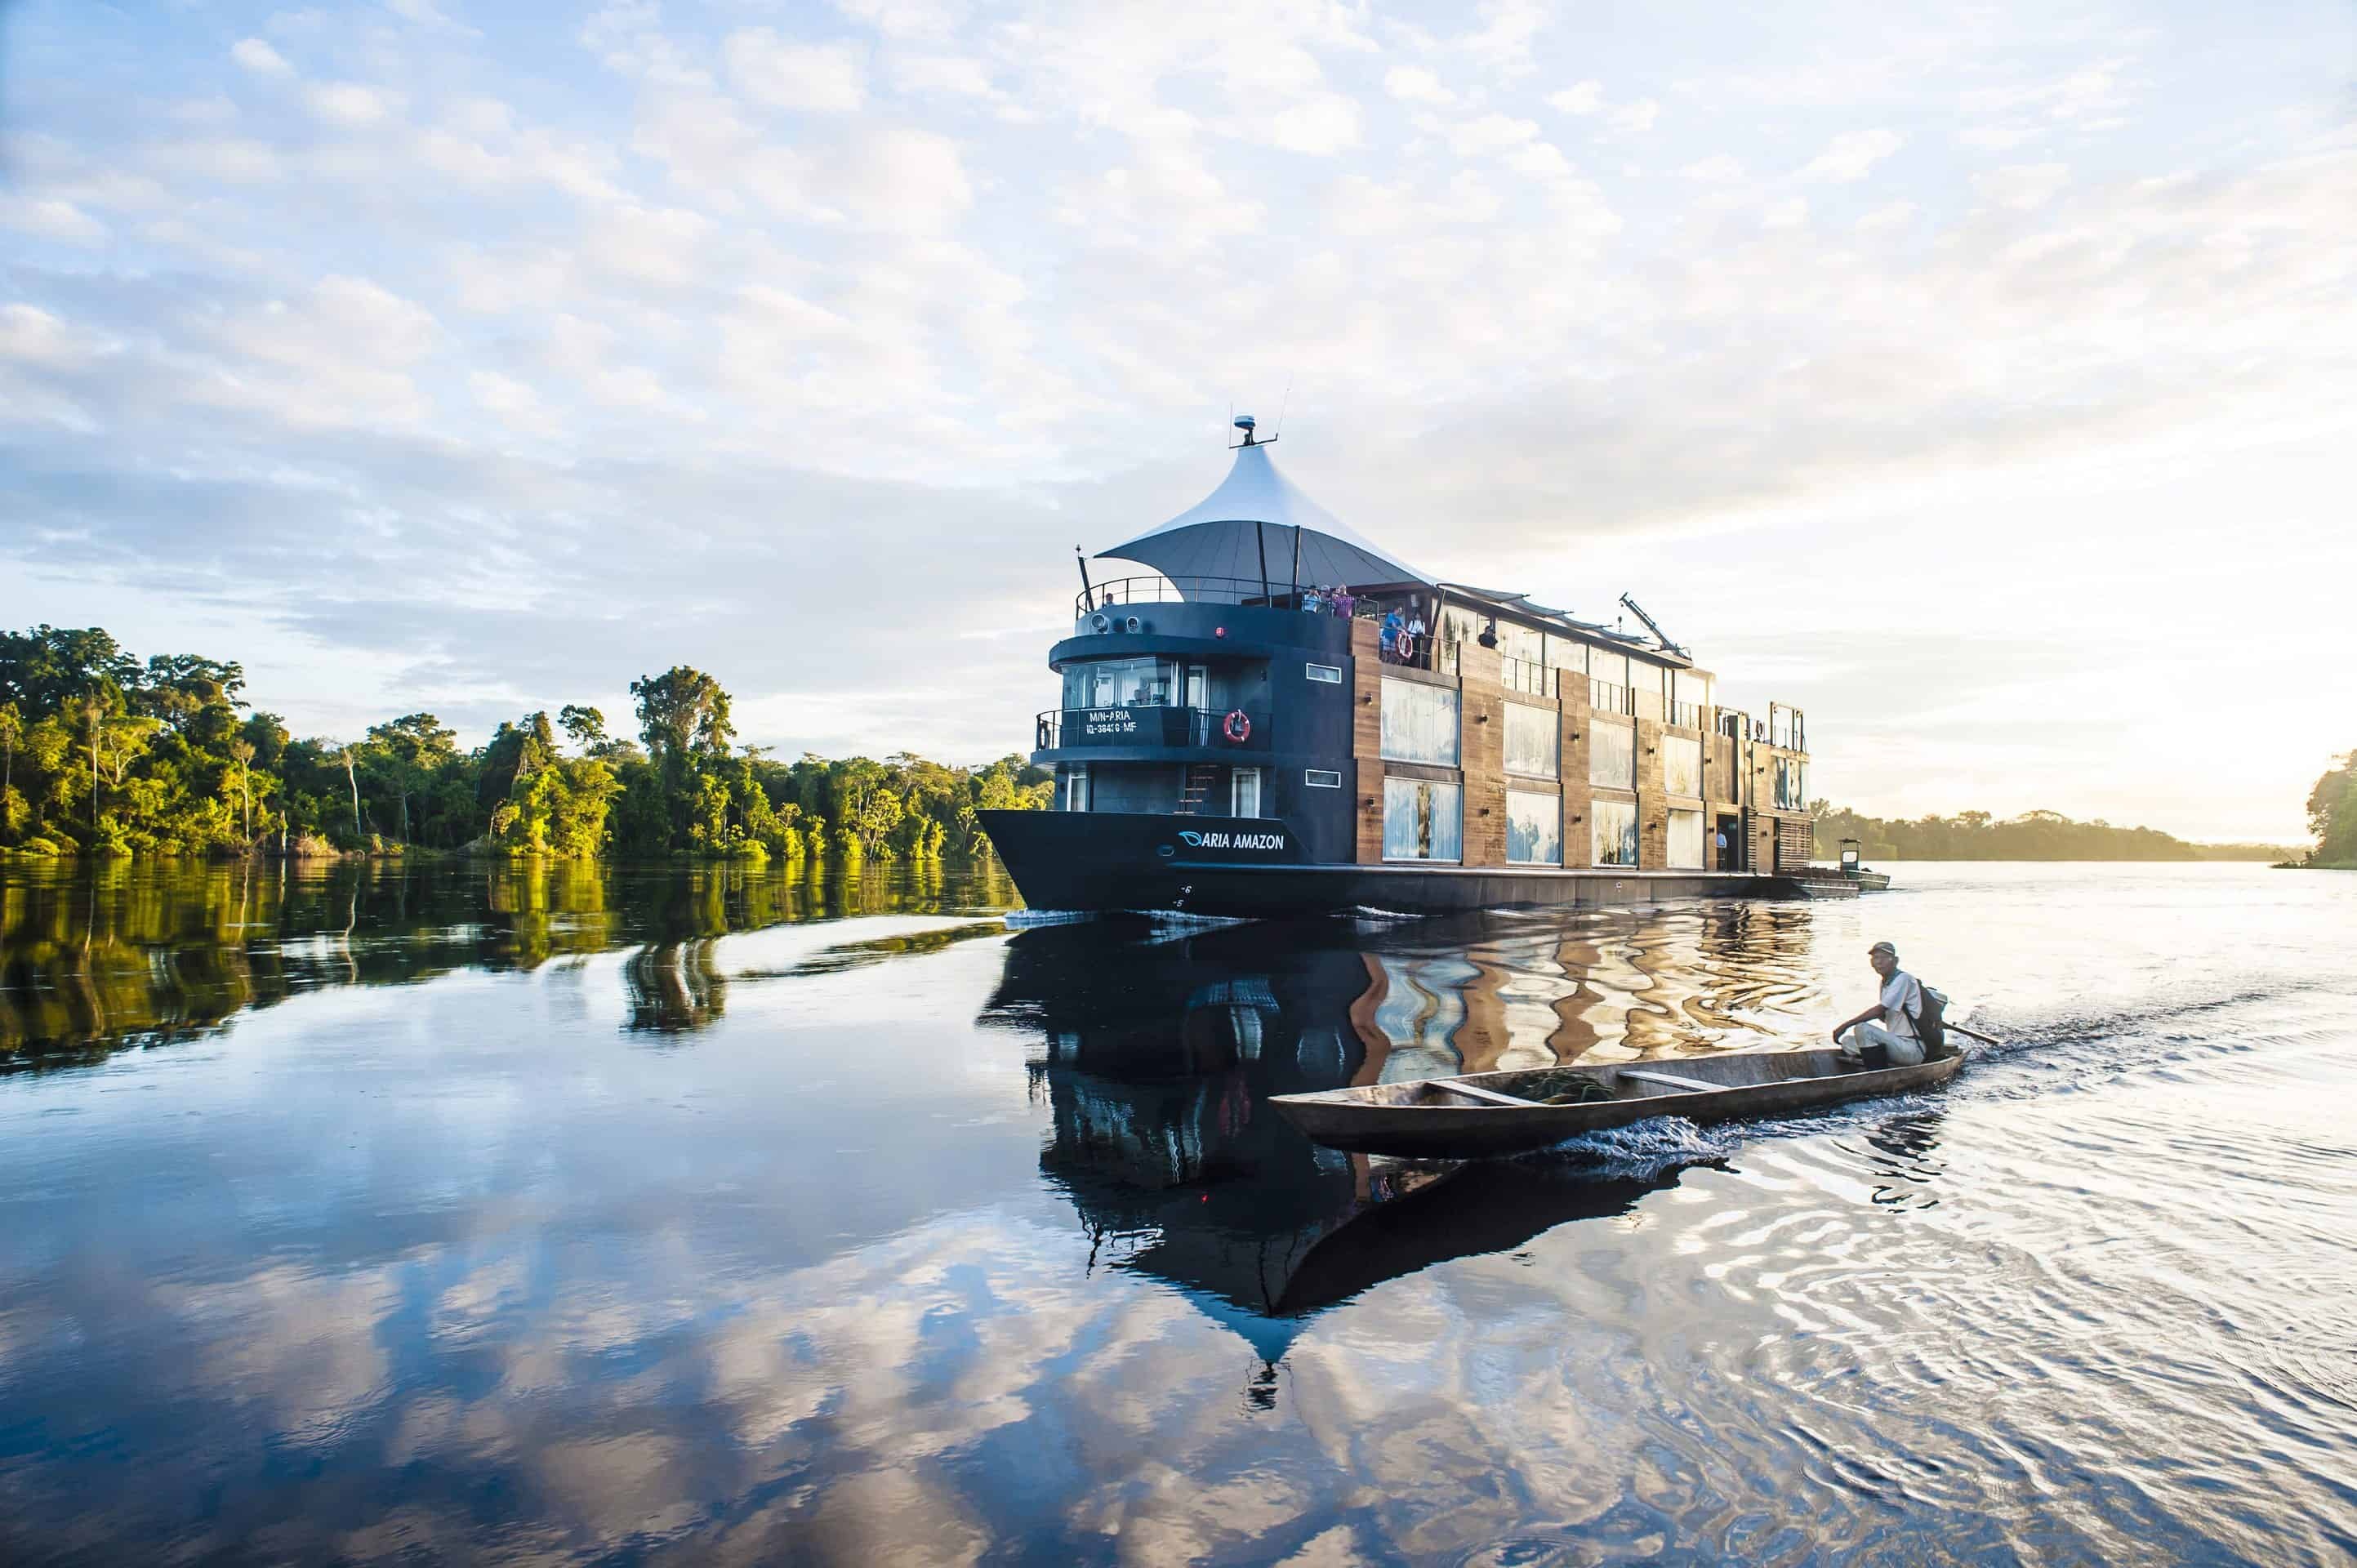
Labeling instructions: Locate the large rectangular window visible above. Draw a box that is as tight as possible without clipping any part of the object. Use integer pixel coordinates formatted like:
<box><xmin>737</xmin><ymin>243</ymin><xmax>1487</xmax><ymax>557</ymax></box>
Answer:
<box><xmin>1380</xmin><ymin>677</ymin><xmax>1460</xmax><ymax>765</ymax></box>
<box><xmin>1632</xmin><ymin>662</ymin><xmax>1665</xmax><ymax>722</ymax></box>
<box><xmin>1546</xmin><ymin>635</ymin><xmax>1588</xmax><ymax>679</ymax></box>
<box><xmin>1592</xmin><ymin>799</ymin><xmax>1639</xmax><ymax>866</ymax></box>
<box><xmin>1383</xmin><ymin>778</ymin><xmax>1463</xmax><ymax>862</ymax></box>
<box><xmin>1061</xmin><ymin>766</ymin><xmax>1089</xmax><ymax>813</ymax></box>
<box><xmin>1504</xmin><ymin>702</ymin><xmax>1558</xmax><ymax>779</ymax></box>
<box><xmin>1588</xmin><ymin>719</ymin><xmax>1635</xmax><ymax>790</ymax></box>
<box><xmin>1775</xmin><ymin>756</ymin><xmax>1810</xmax><ymax>810</ymax></box>
<box><xmin>1063</xmin><ymin>657</ymin><xmax>1181</xmax><ymax>710</ymax></box>
<box><xmin>1497</xmin><ymin>621</ymin><xmax>1544</xmax><ymax>666</ymax></box>
<box><xmin>1507</xmin><ymin>789</ymin><xmax>1562</xmax><ymax>865</ymax></box>
<box><xmin>1667</xmin><ymin>808</ymin><xmax>1704</xmax><ymax>869</ymax></box>
<box><xmin>1231</xmin><ymin>767</ymin><xmax>1262</xmax><ymax>817</ymax></box>
<box><xmin>1663</xmin><ymin>734</ymin><xmax>1702</xmax><ymax>799</ymax></box>
<box><xmin>1672</xmin><ymin>669</ymin><xmax>1712</xmax><ymax>729</ymax></box>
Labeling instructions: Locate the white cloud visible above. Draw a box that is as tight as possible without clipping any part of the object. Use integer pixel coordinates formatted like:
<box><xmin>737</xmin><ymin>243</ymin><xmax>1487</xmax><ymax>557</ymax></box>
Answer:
<box><xmin>1268</xmin><ymin>95</ymin><xmax>1362</xmax><ymax>155</ymax></box>
<box><xmin>725</xmin><ymin>29</ymin><xmax>867</xmax><ymax>113</ymax></box>
<box><xmin>1609</xmin><ymin>98</ymin><xmax>1659</xmax><ymax>133</ymax></box>
<box><xmin>1679</xmin><ymin>154</ymin><xmax>1744</xmax><ymax>183</ymax></box>
<box><xmin>468</xmin><ymin>371</ymin><xmax>560</xmax><ymax>436</ymax></box>
<box><xmin>1548</xmin><ymin>80</ymin><xmax>1603</xmax><ymax>115</ymax></box>
<box><xmin>230</xmin><ymin>38</ymin><xmax>292</xmax><ymax>77</ymax></box>
<box><xmin>1383</xmin><ymin>66</ymin><xmax>1455</xmax><ymax>108</ymax></box>
<box><xmin>1802</xmin><ymin>127</ymin><xmax>1903</xmax><ymax>181</ymax></box>
<box><xmin>1974</xmin><ymin>161</ymin><xmax>2071</xmax><ymax>210</ymax></box>
<box><xmin>0</xmin><ymin>196</ymin><xmax>108</xmax><ymax>245</ymax></box>
<box><xmin>304</xmin><ymin>82</ymin><xmax>403</xmax><ymax>126</ymax></box>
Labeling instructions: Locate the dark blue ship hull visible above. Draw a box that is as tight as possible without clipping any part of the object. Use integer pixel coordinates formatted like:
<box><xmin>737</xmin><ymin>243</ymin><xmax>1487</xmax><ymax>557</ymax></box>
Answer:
<box><xmin>978</xmin><ymin>810</ymin><xmax>1790</xmax><ymax>918</ymax></box>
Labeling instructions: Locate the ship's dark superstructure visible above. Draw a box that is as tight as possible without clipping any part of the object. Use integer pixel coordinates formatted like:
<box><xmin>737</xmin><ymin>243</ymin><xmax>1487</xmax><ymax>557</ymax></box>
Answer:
<box><xmin>980</xmin><ymin>424</ymin><xmax>1818</xmax><ymax>915</ymax></box>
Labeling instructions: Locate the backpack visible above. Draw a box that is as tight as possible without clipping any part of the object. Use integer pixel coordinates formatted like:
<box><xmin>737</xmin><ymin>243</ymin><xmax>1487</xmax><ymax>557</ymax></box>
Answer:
<box><xmin>1907</xmin><ymin>984</ymin><xmax>1949</xmax><ymax>1055</ymax></box>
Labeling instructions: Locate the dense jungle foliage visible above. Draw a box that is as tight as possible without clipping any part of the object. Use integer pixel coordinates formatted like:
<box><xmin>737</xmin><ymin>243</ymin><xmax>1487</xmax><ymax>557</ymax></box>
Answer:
<box><xmin>0</xmin><ymin>625</ymin><xmax>1051</xmax><ymax>861</ymax></box>
<box><xmin>1811</xmin><ymin>804</ymin><xmax>2291</xmax><ymax>862</ymax></box>
<box><xmin>2299</xmin><ymin>749</ymin><xmax>2356</xmax><ymax>868</ymax></box>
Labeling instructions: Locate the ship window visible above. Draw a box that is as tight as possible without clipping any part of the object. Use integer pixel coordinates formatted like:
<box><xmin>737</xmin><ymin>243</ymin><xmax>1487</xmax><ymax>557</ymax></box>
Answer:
<box><xmin>1632</xmin><ymin>662</ymin><xmax>1665</xmax><ymax>722</ymax></box>
<box><xmin>1383</xmin><ymin>777</ymin><xmax>1462</xmax><ymax>862</ymax></box>
<box><xmin>1497</xmin><ymin>621</ymin><xmax>1544</xmax><ymax>666</ymax></box>
<box><xmin>1504</xmin><ymin>702</ymin><xmax>1558</xmax><ymax>779</ymax></box>
<box><xmin>1668</xmin><ymin>808</ymin><xmax>1704</xmax><ymax>869</ymax></box>
<box><xmin>1063</xmin><ymin>657</ymin><xmax>1183</xmax><ymax>711</ymax></box>
<box><xmin>1380</xmin><ymin>677</ymin><xmax>1460</xmax><ymax>766</ymax></box>
<box><xmin>1593</xmin><ymin>799</ymin><xmax>1639</xmax><ymax>866</ymax></box>
<box><xmin>1304</xmin><ymin>768</ymin><xmax>1343</xmax><ymax>788</ymax></box>
<box><xmin>1775</xmin><ymin>756</ymin><xmax>1809</xmax><ymax>810</ymax></box>
<box><xmin>1664</xmin><ymin>734</ymin><xmax>1702</xmax><ymax>798</ymax></box>
<box><xmin>1547</xmin><ymin>635</ymin><xmax>1588</xmax><ymax>678</ymax></box>
<box><xmin>1062</xmin><ymin>766</ymin><xmax>1090</xmax><ymax>813</ymax></box>
<box><xmin>1588</xmin><ymin>719</ymin><xmax>1635</xmax><ymax>790</ymax></box>
<box><xmin>1232</xmin><ymin>768</ymin><xmax>1263</xmax><ymax>817</ymax></box>
<box><xmin>1304</xmin><ymin>662</ymin><xmax>1343</xmax><ymax>684</ymax></box>
<box><xmin>1507</xmin><ymin>789</ymin><xmax>1562</xmax><ymax>866</ymax></box>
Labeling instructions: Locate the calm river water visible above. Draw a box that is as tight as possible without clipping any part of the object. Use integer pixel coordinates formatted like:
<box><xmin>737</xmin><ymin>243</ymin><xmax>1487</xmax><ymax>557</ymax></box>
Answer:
<box><xmin>1</xmin><ymin>859</ymin><xmax>2351</xmax><ymax>1565</ymax></box>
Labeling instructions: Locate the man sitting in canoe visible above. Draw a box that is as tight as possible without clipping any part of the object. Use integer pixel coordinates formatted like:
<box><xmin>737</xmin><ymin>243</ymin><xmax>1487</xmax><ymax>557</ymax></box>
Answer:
<box><xmin>1830</xmin><ymin>940</ymin><xmax>1927</xmax><ymax>1067</ymax></box>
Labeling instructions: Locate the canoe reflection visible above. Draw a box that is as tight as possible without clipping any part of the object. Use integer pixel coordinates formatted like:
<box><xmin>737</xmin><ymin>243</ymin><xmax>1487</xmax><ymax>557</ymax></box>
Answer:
<box><xmin>982</xmin><ymin>920</ymin><xmax>1702</xmax><ymax>1353</ymax></box>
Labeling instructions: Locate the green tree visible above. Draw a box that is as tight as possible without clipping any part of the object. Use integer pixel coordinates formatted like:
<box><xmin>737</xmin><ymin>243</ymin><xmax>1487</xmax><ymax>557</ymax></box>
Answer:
<box><xmin>2306</xmin><ymin>750</ymin><xmax>2357</xmax><ymax>866</ymax></box>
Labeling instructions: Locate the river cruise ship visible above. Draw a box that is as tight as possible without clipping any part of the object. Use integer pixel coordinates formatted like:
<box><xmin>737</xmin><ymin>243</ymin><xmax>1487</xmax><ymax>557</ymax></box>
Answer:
<box><xmin>978</xmin><ymin>420</ymin><xmax>1818</xmax><ymax>916</ymax></box>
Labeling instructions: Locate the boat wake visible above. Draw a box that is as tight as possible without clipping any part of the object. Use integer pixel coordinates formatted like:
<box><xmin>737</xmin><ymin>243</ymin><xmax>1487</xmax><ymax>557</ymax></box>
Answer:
<box><xmin>1522</xmin><ymin>1116</ymin><xmax>1734</xmax><ymax>1180</ymax></box>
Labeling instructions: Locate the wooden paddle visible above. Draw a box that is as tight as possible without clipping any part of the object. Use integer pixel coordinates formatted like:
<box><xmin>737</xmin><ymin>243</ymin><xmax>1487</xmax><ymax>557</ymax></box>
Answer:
<box><xmin>1945</xmin><ymin>1022</ymin><xmax>2005</xmax><ymax>1048</ymax></box>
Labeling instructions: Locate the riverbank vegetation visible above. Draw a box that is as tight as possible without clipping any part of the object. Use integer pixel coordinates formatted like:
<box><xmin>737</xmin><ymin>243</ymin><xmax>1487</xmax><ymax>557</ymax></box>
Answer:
<box><xmin>2295</xmin><ymin>750</ymin><xmax>2355</xmax><ymax>868</ymax></box>
<box><xmin>1811</xmin><ymin>804</ymin><xmax>2292</xmax><ymax>862</ymax></box>
<box><xmin>0</xmin><ymin>625</ymin><xmax>1050</xmax><ymax>861</ymax></box>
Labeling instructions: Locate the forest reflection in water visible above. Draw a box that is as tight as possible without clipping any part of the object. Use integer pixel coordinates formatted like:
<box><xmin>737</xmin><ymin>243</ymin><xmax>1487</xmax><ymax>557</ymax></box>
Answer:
<box><xmin>0</xmin><ymin>854</ymin><xmax>1015</xmax><ymax>1062</ymax></box>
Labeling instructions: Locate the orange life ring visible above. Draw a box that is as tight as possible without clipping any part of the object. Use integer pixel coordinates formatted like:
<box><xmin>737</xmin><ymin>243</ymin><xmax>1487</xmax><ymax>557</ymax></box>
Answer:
<box><xmin>1222</xmin><ymin>709</ymin><xmax>1252</xmax><ymax>743</ymax></box>
<box><xmin>1393</xmin><ymin>628</ymin><xmax>1415</xmax><ymax>659</ymax></box>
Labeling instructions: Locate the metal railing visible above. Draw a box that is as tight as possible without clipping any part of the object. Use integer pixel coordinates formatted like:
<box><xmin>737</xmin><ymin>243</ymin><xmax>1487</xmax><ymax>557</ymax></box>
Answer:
<box><xmin>1499</xmin><ymin>656</ymin><xmax>1553</xmax><ymax>697</ymax></box>
<box><xmin>1588</xmin><ymin>679</ymin><xmax>1633</xmax><ymax>715</ymax></box>
<box><xmin>1076</xmin><ymin>576</ymin><xmax>1374</xmax><ymax>620</ymax></box>
<box><xmin>1035</xmin><ymin>706</ymin><xmax>1272</xmax><ymax>752</ymax></box>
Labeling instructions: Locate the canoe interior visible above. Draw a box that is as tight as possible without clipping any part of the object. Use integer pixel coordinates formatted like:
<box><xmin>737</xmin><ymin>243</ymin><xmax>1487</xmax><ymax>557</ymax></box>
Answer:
<box><xmin>1281</xmin><ymin>1045</ymin><xmax>1945</xmax><ymax>1110</ymax></box>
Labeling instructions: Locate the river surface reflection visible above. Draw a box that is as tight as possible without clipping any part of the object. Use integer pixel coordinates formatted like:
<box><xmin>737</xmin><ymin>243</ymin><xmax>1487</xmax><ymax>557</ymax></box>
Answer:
<box><xmin>1</xmin><ymin>859</ymin><xmax>2352</xmax><ymax>1564</ymax></box>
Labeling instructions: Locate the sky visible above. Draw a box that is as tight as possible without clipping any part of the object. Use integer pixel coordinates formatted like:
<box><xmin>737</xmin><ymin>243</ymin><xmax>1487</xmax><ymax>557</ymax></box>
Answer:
<box><xmin>2</xmin><ymin>1</ymin><xmax>2352</xmax><ymax>844</ymax></box>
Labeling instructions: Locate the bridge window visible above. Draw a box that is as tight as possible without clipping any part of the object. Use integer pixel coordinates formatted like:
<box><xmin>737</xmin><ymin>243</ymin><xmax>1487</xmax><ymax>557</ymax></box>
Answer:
<box><xmin>1304</xmin><ymin>768</ymin><xmax>1342</xmax><ymax>788</ymax></box>
<box><xmin>1304</xmin><ymin>662</ymin><xmax>1342</xmax><ymax>684</ymax></box>
<box><xmin>1062</xmin><ymin>657</ymin><xmax>1181</xmax><ymax>710</ymax></box>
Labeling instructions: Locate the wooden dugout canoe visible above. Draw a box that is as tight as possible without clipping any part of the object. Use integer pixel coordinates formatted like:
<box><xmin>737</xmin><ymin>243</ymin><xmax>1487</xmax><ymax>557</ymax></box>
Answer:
<box><xmin>1268</xmin><ymin>1046</ymin><xmax>1964</xmax><ymax>1160</ymax></box>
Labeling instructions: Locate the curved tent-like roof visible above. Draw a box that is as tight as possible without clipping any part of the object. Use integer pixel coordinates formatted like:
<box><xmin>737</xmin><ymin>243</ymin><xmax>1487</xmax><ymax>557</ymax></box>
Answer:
<box><xmin>1097</xmin><ymin>441</ymin><xmax>1430</xmax><ymax>593</ymax></box>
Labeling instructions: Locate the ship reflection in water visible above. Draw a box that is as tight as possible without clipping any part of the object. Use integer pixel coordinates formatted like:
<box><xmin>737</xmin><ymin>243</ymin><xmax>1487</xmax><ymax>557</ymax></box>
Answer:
<box><xmin>982</xmin><ymin>904</ymin><xmax>1832</xmax><ymax>1357</ymax></box>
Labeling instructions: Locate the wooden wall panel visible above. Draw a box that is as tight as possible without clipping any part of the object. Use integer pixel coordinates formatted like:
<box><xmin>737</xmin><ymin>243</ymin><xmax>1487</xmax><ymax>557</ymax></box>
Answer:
<box><xmin>1635</xmin><ymin>717</ymin><xmax>1668</xmax><ymax>871</ymax></box>
<box><xmin>1355</xmin><ymin>760</ymin><xmax>1384</xmax><ymax>864</ymax></box>
<box><xmin>1459</xmin><ymin>666</ymin><xmax>1507</xmax><ymax>867</ymax></box>
<box><xmin>1557</xmin><ymin>676</ymin><xmax>1591</xmax><ymax>867</ymax></box>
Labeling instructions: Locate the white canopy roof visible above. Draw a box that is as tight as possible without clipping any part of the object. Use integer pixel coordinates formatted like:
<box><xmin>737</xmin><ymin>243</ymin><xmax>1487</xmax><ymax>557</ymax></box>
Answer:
<box><xmin>1096</xmin><ymin>441</ymin><xmax>1430</xmax><ymax>592</ymax></box>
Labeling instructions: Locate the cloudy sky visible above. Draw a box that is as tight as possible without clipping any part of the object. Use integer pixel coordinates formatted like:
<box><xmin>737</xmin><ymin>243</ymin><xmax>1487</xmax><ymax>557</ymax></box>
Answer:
<box><xmin>2</xmin><ymin>1</ymin><xmax>2350</xmax><ymax>841</ymax></box>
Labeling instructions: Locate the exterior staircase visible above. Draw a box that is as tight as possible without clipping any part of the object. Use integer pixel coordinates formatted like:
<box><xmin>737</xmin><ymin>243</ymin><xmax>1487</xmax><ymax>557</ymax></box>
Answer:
<box><xmin>1175</xmin><ymin>763</ymin><xmax>1221</xmax><ymax>816</ymax></box>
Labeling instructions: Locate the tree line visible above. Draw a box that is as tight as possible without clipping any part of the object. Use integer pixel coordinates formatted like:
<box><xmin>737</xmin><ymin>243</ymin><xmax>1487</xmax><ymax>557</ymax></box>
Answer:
<box><xmin>2298</xmin><ymin>749</ymin><xmax>2355</xmax><ymax>868</ymax></box>
<box><xmin>0</xmin><ymin>625</ymin><xmax>1051</xmax><ymax>861</ymax></box>
<box><xmin>1811</xmin><ymin>803</ymin><xmax>2292</xmax><ymax>862</ymax></box>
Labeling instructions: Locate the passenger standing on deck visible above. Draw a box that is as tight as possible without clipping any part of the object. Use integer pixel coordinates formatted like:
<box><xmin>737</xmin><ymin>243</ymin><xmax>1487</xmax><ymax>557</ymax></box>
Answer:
<box><xmin>1379</xmin><ymin>608</ymin><xmax>1405</xmax><ymax>662</ymax></box>
<box><xmin>1333</xmin><ymin>585</ymin><xmax>1356</xmax><ymax>619</ymax></box>
<box><xmin>1830</xmin><ymin>941</ymin><xmax>1927</xmax><ymax>1067</ymax></box>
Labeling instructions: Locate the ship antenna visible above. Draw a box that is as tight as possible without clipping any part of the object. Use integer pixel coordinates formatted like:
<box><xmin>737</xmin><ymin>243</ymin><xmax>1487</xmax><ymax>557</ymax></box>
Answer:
<box><xmin>1274</xmin><ymin>378</ymin><xmax>1291</xmax><ymax>439</ymax></box>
